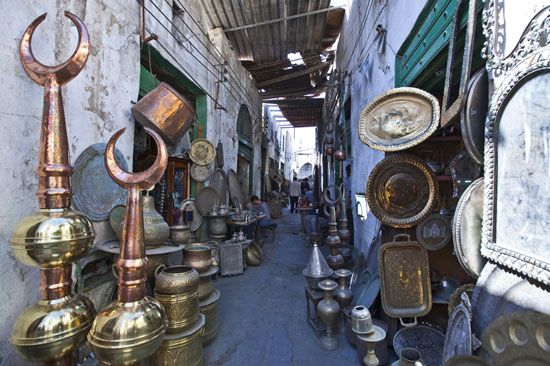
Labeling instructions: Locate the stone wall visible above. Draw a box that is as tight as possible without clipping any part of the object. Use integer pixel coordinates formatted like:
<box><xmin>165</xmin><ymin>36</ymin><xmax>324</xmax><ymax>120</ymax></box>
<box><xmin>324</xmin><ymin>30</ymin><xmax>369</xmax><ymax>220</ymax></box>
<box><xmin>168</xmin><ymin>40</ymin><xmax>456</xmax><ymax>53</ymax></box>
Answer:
<box><xmin>333</xmin><ymin>0</ymin><xmax>427</xmax><ymax>252</ymax></box>
<box><xmin>0</xmin><ymin>0</ymin><xmax>260</xmax><ymax>363</ymax></box>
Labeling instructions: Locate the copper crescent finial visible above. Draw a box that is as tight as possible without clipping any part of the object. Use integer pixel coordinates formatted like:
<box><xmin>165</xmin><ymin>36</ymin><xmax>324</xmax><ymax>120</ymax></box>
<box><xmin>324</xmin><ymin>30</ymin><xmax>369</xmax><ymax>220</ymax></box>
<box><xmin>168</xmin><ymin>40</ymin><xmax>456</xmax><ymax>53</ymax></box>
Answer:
<box><xmin>19</xmin><ymin>11</ymin><xmax>90</xmax><ymax>86</ymax></box>
<box><xmin>105</xmin><ymin>127</ymin><xmax>168</xmax><ymax>190</ymax></box>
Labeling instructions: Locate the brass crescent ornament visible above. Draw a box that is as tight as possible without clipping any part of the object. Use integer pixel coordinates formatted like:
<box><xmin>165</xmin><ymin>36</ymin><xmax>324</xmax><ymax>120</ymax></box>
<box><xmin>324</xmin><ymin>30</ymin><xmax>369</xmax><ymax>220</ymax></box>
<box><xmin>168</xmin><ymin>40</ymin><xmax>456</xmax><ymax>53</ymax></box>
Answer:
<box><xmin>366</xmin><ymin>154</ymin><xmax>439</xmax><ymax>228</ymax></box>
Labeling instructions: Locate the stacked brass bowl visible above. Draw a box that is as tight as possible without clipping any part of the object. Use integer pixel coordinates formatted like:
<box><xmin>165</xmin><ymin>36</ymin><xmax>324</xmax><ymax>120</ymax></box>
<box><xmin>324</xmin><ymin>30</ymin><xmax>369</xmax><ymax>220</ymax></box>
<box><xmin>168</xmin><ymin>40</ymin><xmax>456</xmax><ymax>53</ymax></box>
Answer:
<box><xmin>182</xmin><ymin>243</ymin><xmax>221</xmax><ymax>345</ymax></box>
<box><xmin>152</xmin><ymin>265</ymin><xmax>205</xmax><ymax>365</ymax></box>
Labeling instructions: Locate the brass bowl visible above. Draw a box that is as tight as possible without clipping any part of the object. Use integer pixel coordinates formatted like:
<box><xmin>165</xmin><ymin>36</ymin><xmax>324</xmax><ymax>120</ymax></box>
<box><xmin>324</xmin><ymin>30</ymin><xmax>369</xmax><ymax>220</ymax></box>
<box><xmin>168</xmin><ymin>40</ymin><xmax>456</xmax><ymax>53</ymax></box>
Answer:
<box><xmin>170</xmin><ymin>225</ymin><xmax>192</xmax><ymax>244</ymax></box>
<box><xmin>183</xmin><ymin>243</ymin><xmax>213</xmax><ymax>273</ymax></box>
<box><xmin>151</xmin><ymin>314</ymin><xmax>205</xmax><ymax>366</ymax></box>
<box><xmin>10</xmin><ymin>209</ymin><xmax>95</xmax><ymax>268</ymax></box>
<box><xmin>10</xmin><ymin>294</ymin><xmax>95</xmax><ymax>363</ymax></box>
<box><xmin>88</xmin><ymin>297</ymin><xmax>167</xmax><ymax>365</ymax></box>
<box><xmin>154</xmin><ymin>291</ymin><xmax>199</xmax><ymax>333</ymax></box>
<box><xmin>198</xmin><ymin>266</ymin><xmax>218</xmax><ymax>301</ymax></box>
<box><xmin>154</xmin><ymin>265</ymin><xmax>199</xmax><ymax>295</ymax></box>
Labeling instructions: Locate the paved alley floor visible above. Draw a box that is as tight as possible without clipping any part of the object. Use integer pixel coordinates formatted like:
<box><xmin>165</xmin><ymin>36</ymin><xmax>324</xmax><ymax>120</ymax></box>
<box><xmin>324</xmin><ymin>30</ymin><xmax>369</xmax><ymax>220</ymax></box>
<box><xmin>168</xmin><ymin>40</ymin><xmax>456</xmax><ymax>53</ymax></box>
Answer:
<box><xmin>204</xmin><ymin>210</ymin><xmax>357</xmax><ymax>366</ymax></box>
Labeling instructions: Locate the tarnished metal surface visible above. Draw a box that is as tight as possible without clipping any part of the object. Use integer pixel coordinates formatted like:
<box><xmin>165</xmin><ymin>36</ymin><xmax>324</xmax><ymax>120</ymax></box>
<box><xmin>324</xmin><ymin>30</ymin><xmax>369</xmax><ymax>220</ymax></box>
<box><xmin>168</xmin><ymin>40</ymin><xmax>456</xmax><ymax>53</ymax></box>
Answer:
<box><xmin>452</xmin><ymin>178</ymin><xmax>485</xmax><ymax>278</ymax></box>
<box><xmin>189</xmin><ymin>139</ymin><xmax>216</xmax><ymax>165</ymax></box>
<box><xmin>416</xmin><ymin>213</ymin><xmax>452</xmax><ymax>251</ymax></box>
<box><xmin>450</xmin><ymin>151</ymin><xmax>482</xmax><ymax>198</ymax></box>
<box><xmin>179</xmin><ymin>198</ymin><xmax>203</xmax><ymax>232</ymax></box>
<box><xmin>481</xmin><ymin>311</ymin><xmax>550</xmax><ymax>365</ymax></box>
<box><xmin>393</xmin><ymin>324</ymin><xmax>445</xmax><ymax>366</ymax></box>
<box><xmin>461</xmin><ymin>68</ymin><xmax>488</xmax><ymax>166</ymax></box>
<box><xmin>131</xmin><ymin>82</ymin><xmax>195</xmax><ymax>146</ymax></box>
<box><xmin>443</xmin><ymin>294</ymin><xmax>474</xmax><ymax>364</ymax></box>
<box><xmin>366</xmin><ymin>154</ymin><xmax>439</xmax><ymax>228</ymax></box>
<box><xmin>72</xmin><ymin>143</ymin><xmax>128</xmax><ymax>221</ymax></box>
<box><xmin>190</xmin><ymin>163</ymin><xmax>212</xmax><ymax>182</ymax></box>
<box><xmin>215</xmin><ymin>140</ymin><xmax>224</xmax><ymax>168</ymax></box>
<box><xmin>378</xmin><ymin>234</ymin><xmax>431</xmax><ymax>324</ymax></box>
<box><xmin>196</xmin><ymin>187</ymin><xmax>220</xmax><ymax>215</ymax></box>
<box><xmin>228</xmin><ymin>169</ymin><xmax>243</xmax><ymax>209</ymax></box>
<box><xmin>210</xmin><ymin>168</ymin><xmax>229</xmax><ymax>205</ymax></box>
<box><xmin>220</xmin><ymin>241</ymin><xmax>244</xmax><ymax>276</ymax></box>
<box><xmin>358</xmin><ymin>88</ymin><xmax>440</xmax><ymax>151</ymax></box>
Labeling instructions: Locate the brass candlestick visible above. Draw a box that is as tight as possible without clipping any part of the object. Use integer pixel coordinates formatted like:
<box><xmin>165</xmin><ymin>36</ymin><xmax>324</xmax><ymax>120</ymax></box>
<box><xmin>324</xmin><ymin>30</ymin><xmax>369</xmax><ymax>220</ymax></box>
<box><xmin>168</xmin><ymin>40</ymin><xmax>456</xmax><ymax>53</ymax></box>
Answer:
<box><xmin>9</xmin><ymin>12</ymin><xmax>96</xmax><ymax>365</ymax></box>
<box><xmin>357</xmin><ymin>325</ymin><xmax>386</xmax><ymax>366</ymax></box>
<box><xmin>88</xmin><ymin>127</ymin><xmax>168</xmax><ymax>365</ymax></box>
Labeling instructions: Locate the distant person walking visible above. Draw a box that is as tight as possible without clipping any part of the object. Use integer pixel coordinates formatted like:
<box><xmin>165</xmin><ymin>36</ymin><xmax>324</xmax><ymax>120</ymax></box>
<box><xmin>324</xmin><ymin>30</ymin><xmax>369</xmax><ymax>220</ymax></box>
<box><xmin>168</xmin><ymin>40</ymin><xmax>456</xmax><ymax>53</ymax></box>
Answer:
<box><xmin>300</xmin><ymin>177</ymin><xmax>310</xmax><ymax>196</ymax></box>
<box><xmin>289</xmin><ymin>177</ymin><xmax>301</xmax><ymax>213</ymax></box>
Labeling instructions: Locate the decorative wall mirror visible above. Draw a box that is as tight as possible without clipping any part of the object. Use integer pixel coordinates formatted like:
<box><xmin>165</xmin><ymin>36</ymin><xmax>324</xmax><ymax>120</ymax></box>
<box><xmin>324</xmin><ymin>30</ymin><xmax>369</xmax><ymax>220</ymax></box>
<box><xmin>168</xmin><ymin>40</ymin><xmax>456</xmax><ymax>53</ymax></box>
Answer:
<box><xmin>481</xmin><ymin>5</ymin><xmax>550</xmax><ymax>286</ymax></box>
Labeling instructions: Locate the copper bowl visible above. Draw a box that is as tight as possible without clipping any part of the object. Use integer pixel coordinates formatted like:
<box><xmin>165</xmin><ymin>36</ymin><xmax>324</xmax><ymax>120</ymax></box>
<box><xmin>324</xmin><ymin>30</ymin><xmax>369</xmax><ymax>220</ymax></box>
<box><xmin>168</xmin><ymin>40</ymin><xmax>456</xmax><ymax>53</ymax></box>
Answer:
<box><xmin>183</xmin><ymin>243</ymin><xmax>213</xmax><ymax>273</ymax></box>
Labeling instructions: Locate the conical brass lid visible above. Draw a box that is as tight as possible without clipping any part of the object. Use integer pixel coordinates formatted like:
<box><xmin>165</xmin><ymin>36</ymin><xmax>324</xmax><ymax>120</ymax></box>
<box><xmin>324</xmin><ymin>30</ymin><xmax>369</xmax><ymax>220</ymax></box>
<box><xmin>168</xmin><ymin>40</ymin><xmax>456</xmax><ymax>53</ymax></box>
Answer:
<box><xmin>304</xmin><ymin>243</ymin><xmax>333</xmax><ymax>278</ymax></box>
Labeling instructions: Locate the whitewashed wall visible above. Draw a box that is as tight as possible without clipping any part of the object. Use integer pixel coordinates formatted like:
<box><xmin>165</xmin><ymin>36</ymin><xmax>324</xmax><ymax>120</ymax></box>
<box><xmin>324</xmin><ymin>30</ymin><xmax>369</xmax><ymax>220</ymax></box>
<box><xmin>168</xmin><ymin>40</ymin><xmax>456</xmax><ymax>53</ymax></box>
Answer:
<box><xmin>335</xmin><ymin>0</ymin><xmax>427</xmax><ymax>252</ymax></box>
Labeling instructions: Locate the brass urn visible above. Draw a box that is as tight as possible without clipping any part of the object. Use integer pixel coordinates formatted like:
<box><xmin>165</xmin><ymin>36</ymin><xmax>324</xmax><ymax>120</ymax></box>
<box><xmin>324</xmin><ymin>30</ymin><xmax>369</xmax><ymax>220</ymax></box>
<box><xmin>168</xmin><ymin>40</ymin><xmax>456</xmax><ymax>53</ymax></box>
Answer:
<box><xmin>317</xmin><ymin>279</ymin><xmax>340</xmax><ymax>350</ymax></box>
<box><xmin>9</xmin><ymin>12</ymin><xmax>96</xmax><ymax>364</ymax></box>
<box><xmin>88</xmin><ymin>128</ymin><xmax>168</xmax><ymax>365</ymax></box>
<box><xmin>334</xmin><ymin>269</ymin><xmax>353</xmax><ymax>308</ymax></box>
<box><xmin>183</xmin><ymin>243</ymin><xmax>213</xmax><ymax>273</ymax></box>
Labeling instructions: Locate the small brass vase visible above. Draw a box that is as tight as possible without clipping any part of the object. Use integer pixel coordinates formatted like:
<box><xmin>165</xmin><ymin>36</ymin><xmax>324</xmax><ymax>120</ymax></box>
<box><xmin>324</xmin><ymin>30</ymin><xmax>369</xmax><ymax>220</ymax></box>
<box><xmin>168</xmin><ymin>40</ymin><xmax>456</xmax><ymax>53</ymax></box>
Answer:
<box><xmin>334</xmin><ymin>269</ymin><xmax>353</xmax><ymax>309</ymax></box>
<box><xmin>317</xmin><ymin>279</ymin><xmax>340</xmax><ymax>350</ymax></box>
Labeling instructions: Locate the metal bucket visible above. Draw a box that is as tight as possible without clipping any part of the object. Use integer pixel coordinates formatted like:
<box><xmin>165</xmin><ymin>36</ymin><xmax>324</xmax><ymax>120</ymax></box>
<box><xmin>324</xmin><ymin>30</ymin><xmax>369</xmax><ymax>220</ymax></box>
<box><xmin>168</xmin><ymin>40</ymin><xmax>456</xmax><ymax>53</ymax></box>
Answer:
<box><xmin>155</xmin><ymin>290</ymin><xmax>199</xmax><ymax>334</ymax></box>
<box><xmin>151</xmin><ymin>314</ymin><xmax>205</xmax><ymax>366</ymax></box>
<box><xmin>199</xmin><ymin>289</ymin><xmax>220</xmax><ymax>345</ymax></box>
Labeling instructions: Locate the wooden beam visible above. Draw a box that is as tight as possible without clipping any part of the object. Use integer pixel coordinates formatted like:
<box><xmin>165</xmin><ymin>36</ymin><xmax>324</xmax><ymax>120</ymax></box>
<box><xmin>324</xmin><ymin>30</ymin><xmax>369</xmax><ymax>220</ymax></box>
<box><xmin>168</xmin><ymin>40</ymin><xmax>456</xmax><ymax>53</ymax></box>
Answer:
<box><xmin>261</xmin><ymin>86</ymin><xmax>325</xmax><ymax>99</ymax></box>
<box><xmin>223</xmin><ymin>6</ymin><xmax>346</xmax><ymax>33</ymax></box>
<box><xmin>257</xmin><ymin>63</ymin><xmax>330</xmax><ymax>88</ymax></box>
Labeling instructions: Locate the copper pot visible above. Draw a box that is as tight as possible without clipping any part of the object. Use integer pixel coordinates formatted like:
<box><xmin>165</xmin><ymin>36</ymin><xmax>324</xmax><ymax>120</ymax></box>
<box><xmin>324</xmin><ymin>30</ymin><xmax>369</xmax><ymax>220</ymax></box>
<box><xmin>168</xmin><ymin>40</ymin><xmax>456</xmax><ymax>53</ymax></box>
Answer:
<box><xmin>131</xmin><ymin>82</ymin><xmax>196</xmax><ymax>145</ymax></box>
<box><xmin>154</xmin><ymin>265</ymin><xmax>199</xmax><ymax>295</ymax></box>
<box><xmin>183</xmin><ymin>243</ymin><xmax>213</xmax><ymax>273</ymax></box>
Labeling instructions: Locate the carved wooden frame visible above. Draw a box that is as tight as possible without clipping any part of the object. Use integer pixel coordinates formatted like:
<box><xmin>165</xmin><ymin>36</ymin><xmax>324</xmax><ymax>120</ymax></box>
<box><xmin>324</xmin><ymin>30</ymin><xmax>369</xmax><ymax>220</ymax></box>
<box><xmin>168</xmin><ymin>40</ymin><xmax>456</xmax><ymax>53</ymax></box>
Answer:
<box><xmin>481</xmin><ymin>3</ymin><xmax>550</xmax><ymax>285</ymax></box>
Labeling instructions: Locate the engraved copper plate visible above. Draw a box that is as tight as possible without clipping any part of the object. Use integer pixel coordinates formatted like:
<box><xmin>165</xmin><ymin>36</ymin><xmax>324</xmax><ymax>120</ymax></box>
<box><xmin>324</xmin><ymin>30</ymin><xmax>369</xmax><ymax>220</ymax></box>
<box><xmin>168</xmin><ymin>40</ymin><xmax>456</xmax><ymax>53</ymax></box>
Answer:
<box><xmin>481</xmin><ymin>311</ymin><xmax>550</xmax><ymax>365</ymax></box>
<box><xmin>461</xmin><ymin>68</ymin><xmax>488</xmax><ymax>166</ymax></box>
<box><xmin>72</xmin><ymin>143</ymin><xmax>128</xmax><ymax>221</ymax></box>
<box><xmin>179</xmin><ymin>198</ymin><xmax>202</xmax><ymax>232</ymax></box>
<box><xmin>190</xmin><ymin>163</ymin><xmax>212</xmax><ymax>182</ymax></box>
<box><xmin>366</xmin><ymin>154</ymin><xmax>439</xmax><ymax>228</ymax></box>
<box><xmin>210</xmin><ymin>168</ymin><xmax>229</xmax><ymax>205</ymax></box>
<box><xmin>453</xmin><ymin>178</ymin><xmax>485</xmax><ymax>278</ymax></box>
<box><xmin>189</xmin><ymin>139</ymin><xmax>215</xmax><ymax>165</ymax></box>
<box><xmin>378</xmin><ymin>234</ymin><xmax>432</xmax><ymax>319</ymax></box>
<box><xmin>416</xmin><ymin>214</ymin><xmax>452</xmax><ymax>251</ymax></box>
<box><xmin>358</xmin><ymin>87</ymin><xmax>440</xmax><ymax>151</ymax></box>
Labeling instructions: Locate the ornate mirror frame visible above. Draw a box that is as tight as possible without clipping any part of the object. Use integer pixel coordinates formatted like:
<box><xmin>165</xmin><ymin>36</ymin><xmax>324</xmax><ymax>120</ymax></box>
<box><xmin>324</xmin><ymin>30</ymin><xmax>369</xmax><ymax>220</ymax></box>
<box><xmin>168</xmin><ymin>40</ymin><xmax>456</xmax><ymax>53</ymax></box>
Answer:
<box><xmin>482</xmin><ymin>3</ymin><xmax>550</xmax><ymax>286</ymax></box>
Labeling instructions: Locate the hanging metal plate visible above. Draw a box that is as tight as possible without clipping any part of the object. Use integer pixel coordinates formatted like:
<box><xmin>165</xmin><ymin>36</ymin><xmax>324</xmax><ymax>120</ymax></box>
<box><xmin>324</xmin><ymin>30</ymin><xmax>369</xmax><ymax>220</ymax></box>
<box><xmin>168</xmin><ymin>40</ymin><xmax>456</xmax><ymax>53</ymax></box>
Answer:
<box><xmin>379</xmin><ymin>234</ymin><xmax>431</xmax><ymax>323</ymax></box>
<box><xmin>228</xmin><ymin>169</ymin><xmax>243</xmax><ymax>209</ymax></box>
<box><xmin>366</xmin><ymin>154</ymin><xmax>439</xmax><ymax>228</ymax></box>
<box><xmin>416</xmin><ymin>214</ymin><xmax>452</xmax><ymax>251</ymax></box>
<box><xmin>358</xmin><ymin>87</ymin><xmax>440</xmax><ymax>151</ymax></box>
<box><xmin>461</xmin><ymin>68</ymin><xmax>488</xmax><ymax>166</ymax></box>
<box><xmin>452</xmin><ymin>177</ymin><xmax>485</xmax><ymax>278</ymax></box>
<box><xmin>210</xmin><ymin>168</ymin><xmax>229</xmax><ymax>205</ymax></box>
<box><xmin>215</xmin><ymin>140</ymin><xmax>224</xmax><ymax>168</ymax></box>
<box><xmin>196</xmin><ymin>187</ymin><xmax>219</xmax><ymax>215</ymax></box>
<box><xmin>190</xmin><ymin>163</ymin><xmax>212</xmax><ymax>183</ymax></box>
<box><xmin>72</xmin><ymin>143</ymin><xmax>128</xmax><ymax>221</ymax></box>
<box><xmin>179</xmin><ymin>198</ymin><xmax>203</xmax><ymax>232</ymax></box>
<box><xmin>189</xmin><ymin>139</ymin><xmax>216</xmax><ymax>165</ymax></box>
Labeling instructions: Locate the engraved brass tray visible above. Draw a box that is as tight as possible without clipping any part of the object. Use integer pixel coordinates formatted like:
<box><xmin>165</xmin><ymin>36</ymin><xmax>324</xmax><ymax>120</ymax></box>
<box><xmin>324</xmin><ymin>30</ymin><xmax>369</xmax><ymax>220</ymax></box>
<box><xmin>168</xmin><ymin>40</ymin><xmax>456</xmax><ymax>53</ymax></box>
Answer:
<box><xmin>366</xmin><ymin>154</ymin><xmax>439</xmax><ymax>228</ymax></box>
<box><xmin>196</xmin><ymin>187</ymin><xmax>219</xmax><ymax>215</ymax></box>
<box><xmin>190</xmin><ymin>163</ymin><xmax>212</xmax><ymax>183</ymax></box>
<box><xmin>358</xmin><ymin>87</ymin><xmax>440</xmax><ymax>151</ymax></box>
<box><xmin>379</xmin><ymin>234</ymin><xmax>431</xmax><ymax>325</ymax></box>
<box><xmin>189</xmin><ymin>139</ymin><xmax>215</xmax><ymax>165</ymax></box>
<box><xmin>481</xmin><ymin>311</ymin><xmax>550</xmax><ymax>365</ymax></box>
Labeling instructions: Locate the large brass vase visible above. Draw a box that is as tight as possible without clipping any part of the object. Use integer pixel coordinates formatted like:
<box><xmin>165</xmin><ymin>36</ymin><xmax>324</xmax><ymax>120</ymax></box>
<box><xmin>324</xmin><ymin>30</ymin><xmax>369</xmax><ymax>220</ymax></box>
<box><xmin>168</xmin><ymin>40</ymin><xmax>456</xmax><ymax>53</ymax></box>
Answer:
<box><xmin>317</xmin><ymin>280</ymin><xmax>340</xmax><ymax>350</ymax></box>
<box><xmin>9</xmin><ymin>12</ymin><xmax>96</xmax><ymax>364</ymax></box>
<box><xmin>152</xmin><ymin>314</ymin><xmax>205</xmax><ymax>366</ymax></box>
<box><xmin>199</xmin><ymin>289</ymin><xmax>220</xmax><ymax>345</ymax></box>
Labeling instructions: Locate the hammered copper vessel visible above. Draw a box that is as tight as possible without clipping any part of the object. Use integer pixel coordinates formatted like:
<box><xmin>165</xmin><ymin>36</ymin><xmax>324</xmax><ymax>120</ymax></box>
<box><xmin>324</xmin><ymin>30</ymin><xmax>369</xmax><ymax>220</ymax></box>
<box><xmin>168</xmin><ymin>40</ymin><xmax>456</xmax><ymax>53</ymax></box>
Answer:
<box><xmin>9</xmin><ymin>12</ymin><xmax>96</xmax><ymax>364</ymax></box>
<box><xmin>88</xmin><ymin>128</ymin><xmax>168</xmax><ymax>365</ymax></box>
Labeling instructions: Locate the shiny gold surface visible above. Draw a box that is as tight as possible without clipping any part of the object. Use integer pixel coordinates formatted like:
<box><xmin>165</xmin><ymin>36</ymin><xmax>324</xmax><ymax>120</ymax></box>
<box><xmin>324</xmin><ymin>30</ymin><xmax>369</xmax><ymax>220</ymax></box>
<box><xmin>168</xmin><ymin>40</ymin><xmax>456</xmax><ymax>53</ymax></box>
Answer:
<box><xmin>378</xmin><ymin>234</ymin><xmax>431</xmax><ymax>322</ymax></box>
<box><xmin>10</xmin><ymin>208</ymin><xmax>95</xmax><ymax>268</ymax></box>
<box><xmin>199</xmin><ymin>289</ymin><xmax>220</xmax><ymax>345</ymax></box>
<box><xmin>151</xmin><ymin>314</ymin><xmax>205</xmax><ymax>366</ymax></box>
<box><xmin>155</xmin><ymin>291</ymin><xmax>200</xmax><ymax>333</ymax></box>
<box><xmin>197</xmin><ymin>266</ymin><xmax>218</xmax><ymax>301</ymax></box>
<box><xmin>366</xmin><ymin>154</ymin><xmax>439</xmax><ymax>228</ymax></box>
<box><xmin>155</xmin><ymin>265</ymin><xmax>199</xmax><ymax>295</ymax></box>
<box><xmin>88</xmin><ymin>297</ymin><xmax>167</xmax><ymax>365</ymax></box>
<box><xmin>246</xmin><ymin>243</ymin><xmax>262</xmax><ymax>266</ymax></box>
<box><xmin>10</xmin><ymin>294</ymin><xmax>94</xmax><ymax>363</ymax></box>
<box><xmin>183</xmin><ymin>243</ymin><xmax>213</xmax><ymax>273</ymax></box>
<box><xmin>131</xmin><ymin>82</ymin><xmax>196</xmax><ymax>145</ymax></box>
<box><xmin>189</xmin><ymin>139</ymin><xmax>216</xmax><ymax>165</ymax></box>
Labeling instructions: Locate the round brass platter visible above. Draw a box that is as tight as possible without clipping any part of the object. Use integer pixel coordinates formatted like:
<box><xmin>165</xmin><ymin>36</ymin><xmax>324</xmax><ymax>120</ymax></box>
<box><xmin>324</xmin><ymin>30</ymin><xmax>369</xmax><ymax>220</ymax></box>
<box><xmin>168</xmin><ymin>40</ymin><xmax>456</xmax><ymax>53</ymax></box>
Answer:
<box><xmin>190</xmin><ymin>163</ymin><xmax>212</xmax><ymax>182</ymax></box>
<box><xmin>366</xmin><ymin>154</ymin><xmax>439</xmax><ymax>228</ymax></box>
<box><xmin>189</xmin><ymin>139</ymin><xmax>216</xmax><ymax>165</ymax></box>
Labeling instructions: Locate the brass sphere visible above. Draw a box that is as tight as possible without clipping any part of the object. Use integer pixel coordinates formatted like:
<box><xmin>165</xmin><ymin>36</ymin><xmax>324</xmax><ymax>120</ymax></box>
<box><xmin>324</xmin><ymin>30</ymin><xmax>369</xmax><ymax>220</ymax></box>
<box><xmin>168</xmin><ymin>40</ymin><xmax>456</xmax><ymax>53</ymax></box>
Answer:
<box><xmin>10</xmin><ymin>294</ymin><xmax>95</xmax><ymax>363</ymax></box>
<box><xmin>88</xmin><ymin>297</ymin><xmax>167</xmax><ymax>365</ymax></box>
<box><xmin>10</xmin><ymin>209</ymin><xmax>95</xmax><ymax>268</ymax></box>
